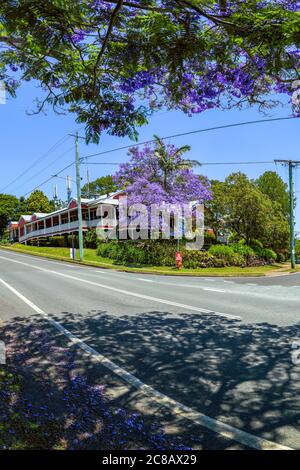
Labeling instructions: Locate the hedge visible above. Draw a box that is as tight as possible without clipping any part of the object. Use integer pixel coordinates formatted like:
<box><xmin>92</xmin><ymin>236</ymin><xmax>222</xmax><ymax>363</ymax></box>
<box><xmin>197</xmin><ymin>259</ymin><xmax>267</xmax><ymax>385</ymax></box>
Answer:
<box><xmin>97</xmin><ymin>240</ymin><xmax>274</xmax><ymax>268</ymax></box>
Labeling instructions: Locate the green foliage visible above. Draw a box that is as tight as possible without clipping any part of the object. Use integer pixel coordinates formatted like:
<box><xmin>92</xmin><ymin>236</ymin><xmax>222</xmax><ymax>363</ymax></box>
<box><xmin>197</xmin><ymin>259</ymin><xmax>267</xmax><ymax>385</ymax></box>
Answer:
<box><xmin>207</xmin><ymin>172</ymin><xmax>290</xmax><ymax>254</ymax></box>
<box><xmin>231</xmin><ymin>242</ymin><xmax>255</xmax><ymax>258</ymax></box>
<box><xmin>208</xmin><ymin>245</ymin><xmax>245</xmax><ymax>266</ymax></box>
<box><xmin>84</xmin><ymin>228</ymin><xmax>98</xmax><ymax>249</ymax></box>
<box><xmin>0</xmin><ymin>230</ymin><xmax>10</xmax><ymax>245</ymax></box>
<box><xmin>97</xmin><ymin>240</ymin><xmax>178</xmax><ymax>266</ymax></box>
<box><xmin>152</xmin><ymin>135</ymin><xmax>198</xmax><ymax>191</ymax></box>
<box><xmin>182</xmin><ymin>250</ymin><xmax>226</xmax><ymax>269</ymax></box>
<box><xmin>0</xmin><ymin>193</ymin><xmax>20</xmax><ymax>236</ymax></box>
<box><xmin>97</xmin><ymin>239</ymin><xmax>275</xmax><ymax>268</ymax></box>
<box><xmin>204</xmin><ymin>231</ymin><xmax>217</xmax><ymax>246</ymax></box>
<box><xmin>26</xmin><ymin>190</ymin><xmax>53</xmax><ymax>214</ymax></box>
<box><xmin>252</xmin><ymin>246</ymin><xmax>277</xmax><ymax>262</ymax></box>
<box><xmin>81</xmin><ymin>175</ymin><xmax>117</xmax><ymax>198</ymax></box>
<box><xmin>0</xmin><ymin>1</ymin><xmax>298</xmax><ymax>142</ymax></box>
<box><xmin>255</xmin><ymin>171</ymin><xmax>290</xmax><ymax>217</ymax></box>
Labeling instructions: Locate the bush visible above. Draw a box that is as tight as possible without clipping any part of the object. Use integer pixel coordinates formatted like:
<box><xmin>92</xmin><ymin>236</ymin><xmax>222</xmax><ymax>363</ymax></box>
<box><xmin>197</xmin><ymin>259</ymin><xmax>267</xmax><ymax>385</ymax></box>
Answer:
<box><xmin>204</xmin><ymin>231</ymin><xmax>217</xmax><ymax>246</ymax></box>
<box><xmin>0</xmin><ymin>232</ymin><xmax>10</xmax><ymax>245</ymax></box>
<box><xmin>208</xmin><ymin>245</ymin><xmax>245</xmax><ymax>266</ymax></box>
<box><xmin>182</xmin><ymin>251</ymin><xmax>226</xmax><ymax>268</ymax></box>
<box><xmin>84</xmin><ymin>229</ymin><xmax>97</xmax><ymax>249</ymax></box>
<box><xmin>252</xmin><ymin>246</ymin><xmax>277</xmax><ymax>262</ymax></box>
<box><xmin>98</xmin><ymin>240</ymin><xmax>226</xmax><ymax>268</ymax></box>
<box><xmin>97</xmin><ymin>240</ymin><xmax>277</xmax><ymax>269</ymax></box>
<box><xmin>97</xmin><ymin>240</ymin><xmax>180</xmax><ymax>266</ymax></box>
<box><xmin>276</xmin><ymin>252</ymin><xmax>286</xmax><ymax>263</ymax></box>
<box><xmin>231</xmin><ymin>242</ymin><xmax>255</xmax><ymax>258</ymax></box>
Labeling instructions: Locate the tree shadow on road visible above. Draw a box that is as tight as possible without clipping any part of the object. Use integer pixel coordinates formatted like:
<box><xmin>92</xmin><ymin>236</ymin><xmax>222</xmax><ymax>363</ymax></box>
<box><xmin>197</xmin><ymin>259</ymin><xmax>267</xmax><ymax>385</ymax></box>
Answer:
<box><xmin>1</xmin><ymin>309</ymin><xmax>300</xmax><ymax>449</ymax></box>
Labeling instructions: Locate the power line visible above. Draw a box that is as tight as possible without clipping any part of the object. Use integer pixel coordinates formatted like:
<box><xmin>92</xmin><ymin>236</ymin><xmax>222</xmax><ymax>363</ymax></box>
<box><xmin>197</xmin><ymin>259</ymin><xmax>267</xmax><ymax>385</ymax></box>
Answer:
<box><xmin>86</xmin><ymin>160</ymin><xmax>275</xmax><ymax>166</ymax></box>
<box><xmin>22</xmin><ymin>161</ymin><xmax>76</xmax><ymax>197</ymax></box>
<box><xmin>0</xmin><ymin>135</ymin><xmax>70</xmax><ymax>193</ymax></box>
<box><xmin>19</xmin><ymin>116</ymin><xmax>298</xmax><ymax>198</ymax></box>
<box><xmin>13</xmin><ymin>146</ymin><xmax>74</xmax><ymax>193</ymax></box>
<box><xmin>83</xmin><ymin>116</ymin><xmax>299</xmax><ymax>160</ymax></box>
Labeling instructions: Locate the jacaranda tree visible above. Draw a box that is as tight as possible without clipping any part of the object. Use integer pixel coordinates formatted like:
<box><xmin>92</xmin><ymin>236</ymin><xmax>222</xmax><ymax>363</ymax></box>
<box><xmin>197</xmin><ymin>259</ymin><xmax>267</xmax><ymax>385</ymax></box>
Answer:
<box><xmin>0</xmin><ymin>1</ymin><xmax>299</xmax><ymax>142</ymax></box>
<box><xmin>113</xmin><ymin>138</ymin><xmax>211</xmax><ymax>206</ymax></box>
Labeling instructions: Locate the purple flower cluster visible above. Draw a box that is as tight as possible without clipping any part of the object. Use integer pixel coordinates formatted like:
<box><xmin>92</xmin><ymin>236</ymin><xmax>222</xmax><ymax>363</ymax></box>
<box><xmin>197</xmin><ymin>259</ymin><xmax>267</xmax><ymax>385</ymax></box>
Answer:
<box><xmin>71</xmin><ymin>29</ymin><xmax>86</xmax><ymax>44</ymax></box>
<box><xmin>114</xmin><ymin>142</ymin><xmax>211</xmax><ymax>208</ymax></box>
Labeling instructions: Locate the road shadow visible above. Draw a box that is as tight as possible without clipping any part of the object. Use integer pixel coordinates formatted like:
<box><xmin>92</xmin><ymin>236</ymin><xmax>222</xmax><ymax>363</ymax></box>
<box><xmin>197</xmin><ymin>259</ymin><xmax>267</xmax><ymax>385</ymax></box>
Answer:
<box><xmin>53</xmin><ymin>309</ymin><xmax>300</xmax><ymax>448</ymax></box>
<box><xmin>1</xmin><ymin>309</ymin><xmax>300</xmax><ymax>449</ymax></box>
<box><xmin>0</xmin><ymin>313</ymin><xmax>202</xmax><ymax>450</ymax></box>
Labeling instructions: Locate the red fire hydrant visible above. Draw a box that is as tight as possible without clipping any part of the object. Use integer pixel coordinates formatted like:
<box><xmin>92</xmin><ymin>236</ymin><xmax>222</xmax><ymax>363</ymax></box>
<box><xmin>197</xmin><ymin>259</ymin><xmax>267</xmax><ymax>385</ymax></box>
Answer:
<box><xmin>176</xmin><ymin>251</ymin><xmax>183</xmax><ymax>270</ymax></box>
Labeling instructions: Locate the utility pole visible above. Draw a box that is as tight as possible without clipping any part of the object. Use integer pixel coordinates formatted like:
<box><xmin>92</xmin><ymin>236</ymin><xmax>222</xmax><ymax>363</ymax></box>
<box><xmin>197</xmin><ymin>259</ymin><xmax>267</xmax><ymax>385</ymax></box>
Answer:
<box><xmin>274</xmin><ymin>159</ymin><xmax>300</xmax><ymax>269</ymax></box>
<box><xmin>69</xmin><ymin>132</ymin><xmax>84</xmax><ymax>261</ymax></box>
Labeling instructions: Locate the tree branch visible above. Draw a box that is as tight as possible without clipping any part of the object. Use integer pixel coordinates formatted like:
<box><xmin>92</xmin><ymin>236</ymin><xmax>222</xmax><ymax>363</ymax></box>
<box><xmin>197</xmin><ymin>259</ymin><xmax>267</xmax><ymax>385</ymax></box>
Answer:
<box><xmin>0</xmin><ymin>36</ymin><xmax>23</xmax><ymax>46</ymax></box>
<box><xmin>175</xmin><ymin>0</ymin><xmax>237</xmax><ymax>28</ymax></box>
<box><xmin>102</xmin><ymin>0</ymin><xmax>170</xmax><ymax>12</ymax></box>
<box><xmin>92</xmin><ymin>0</ymin><xmax>124</xmax><ymax>95</ymax></box>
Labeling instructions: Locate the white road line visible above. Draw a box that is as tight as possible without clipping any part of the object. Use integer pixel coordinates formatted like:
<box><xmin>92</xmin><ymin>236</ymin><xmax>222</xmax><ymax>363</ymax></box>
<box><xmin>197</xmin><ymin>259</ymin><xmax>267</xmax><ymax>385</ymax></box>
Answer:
<box><xmin>0</xmin><ymin>278</ymin><xmax>44</xmax><ymax>314</ymax></box>
<box><xmin>0</xmin><ymin>249</ymin><xmax>81</xmax><ymax>270</ymax></box>
<box><xmin>0</xmin><ymin>255</ymin><xmax>240</xmax><ymax>321</ymax></box>
<box><xmin>138</xmin><ymin>278</ymin><xmax>154</xmax><ymax>283</ymax></box>
<box><xmin>0</xmin><ymin>276</ymin><xmax>291</xmax><ymax>451</ymax></box>
<box><xmin>203</xmin><ymin>288</ymin><xmax>226</xmax><ymax>293</ymax></box>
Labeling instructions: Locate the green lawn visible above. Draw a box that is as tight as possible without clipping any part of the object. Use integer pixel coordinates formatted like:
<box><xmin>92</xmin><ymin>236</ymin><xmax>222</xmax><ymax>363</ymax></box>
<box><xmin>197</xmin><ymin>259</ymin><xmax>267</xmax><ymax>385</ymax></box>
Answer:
<box><xmin>0</xmin><ymin>243</ymin><xmax>289</xmax><ymax>277</ymax></box>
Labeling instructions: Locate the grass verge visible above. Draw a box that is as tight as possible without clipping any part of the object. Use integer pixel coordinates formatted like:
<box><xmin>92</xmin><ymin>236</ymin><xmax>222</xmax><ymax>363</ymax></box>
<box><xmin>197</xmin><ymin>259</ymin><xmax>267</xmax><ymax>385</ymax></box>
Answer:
<box><xmin>0</xmin><ymin>243</ymin><xmax>289</xmax><ymax>277</ymax></box>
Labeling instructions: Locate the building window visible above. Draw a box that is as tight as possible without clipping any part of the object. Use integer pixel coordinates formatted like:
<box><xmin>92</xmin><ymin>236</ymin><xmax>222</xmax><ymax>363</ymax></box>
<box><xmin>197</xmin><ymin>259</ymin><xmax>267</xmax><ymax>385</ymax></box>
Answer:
<box><xmin>89</xmin><ymin>208</ymin><xmax>97</xmax><ymax>221</ymax></box>
<box><xmin>53</xmin><ymin>216</ymin><xmax>59</xmax><ymax>226</ymax></box>
<box><xmin>70</xmin><ymin>210</ymin><xmax>78</xmax><ymax>222</ymax></box>
<box><xmin>61</xmin><ymin>213</ymin><xmax>69</xmax><ymax>224</ymax></box>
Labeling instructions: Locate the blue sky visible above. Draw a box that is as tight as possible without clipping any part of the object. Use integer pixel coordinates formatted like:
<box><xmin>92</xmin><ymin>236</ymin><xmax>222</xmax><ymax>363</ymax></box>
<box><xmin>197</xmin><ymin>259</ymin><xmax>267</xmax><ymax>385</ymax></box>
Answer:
<box><xmin>0</xmin><ymin>80</ymin><xmax>299</xmax><ymax>229</ymax></box>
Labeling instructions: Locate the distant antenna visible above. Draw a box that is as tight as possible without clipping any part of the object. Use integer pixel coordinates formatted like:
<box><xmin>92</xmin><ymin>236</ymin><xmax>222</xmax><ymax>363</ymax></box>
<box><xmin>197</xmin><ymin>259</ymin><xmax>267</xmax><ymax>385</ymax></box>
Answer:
<box><xmin>86</xmin><ymin>165</ymin><xmax>91</xmax><ymax>199</ymax></box>
<box><xmin>66</xmin><ymin>176</ymin><xmax>72</xmax><ymax>202</ymax></box>
<box><xmin>53</xmin><ymin>184</ymin><xmax>58</xmax><ymax>210</ymax></box>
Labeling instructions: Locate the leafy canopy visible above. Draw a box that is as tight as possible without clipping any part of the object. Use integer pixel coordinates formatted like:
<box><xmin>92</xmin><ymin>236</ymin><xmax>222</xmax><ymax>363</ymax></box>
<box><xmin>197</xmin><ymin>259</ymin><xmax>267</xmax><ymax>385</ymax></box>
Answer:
<box><xmin>0</xmin><ymin>1</ymin><xmax>299</xmax><ymax>142</ymax></box>
<box><xmin>208</xmin><ymin>172</ymin><xmax>289</xmax><ymax>252</ymax></box>
<box><xmin>0</xmin><ymin>193</ymin><xmax>20</xmax><ymax>235</ymax></box>
<box><xmin>81</xmin><ymin>175</ymin><xmax>117</xmax><ymax>197</ymax></box>
<box><xmin>26</xmin><ymin>190</ymin><xmax>53</xmax><ymax>213</ymax></box>
<box><xmin>255</xmin><ymin>170</ymin><xmax>290</xmax><ymax>217</ymax></box>
<box><xmin>113</xmin><ymin>137</ymin><xmax>211</xmax><ymax>206</ymax></box>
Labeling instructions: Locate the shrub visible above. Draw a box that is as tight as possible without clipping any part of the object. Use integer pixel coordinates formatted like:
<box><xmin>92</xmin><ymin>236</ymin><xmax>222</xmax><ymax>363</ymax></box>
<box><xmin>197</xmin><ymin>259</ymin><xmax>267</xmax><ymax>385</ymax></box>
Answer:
<box><xmin>97</xmin><ymin>240</ymin><xmax>180</xmax><ymax>266</ymax></box>
<box><xmin>208</xmin><ymin>245</ymin><xmax>245</xmax><ymax>266</ymax></box>
<box><xmin>182</xmin><ymin>251</ymin><xmax>226</xmax><ymax>269</ymax></box>
<box><xmin>252</xmin><ymin>246</ymin><xmax>277</xmax><ymax>262</ymax></box>
<box><xmin>0</xmin><ymin>232</ymin><xmax>10</xmax><ymax>245</ymax></box>
<box><xmin>84</xmin><ymin>229</ymin><xmax>98</xmax><ymax>249</ymax></box>
<box><xmin>97</xmin><ymin>240</ymin><xmax>277</xmax><ymax>269</ymax></box>
<box><xmin>204</xmin><ymin>231</ymin><xmax>217</xmax><ymax>246</ymax></box>
<box><xmin>231</xmin><ymin>242</ymin><xmax>255</xmax><ymax>258</ymax></box>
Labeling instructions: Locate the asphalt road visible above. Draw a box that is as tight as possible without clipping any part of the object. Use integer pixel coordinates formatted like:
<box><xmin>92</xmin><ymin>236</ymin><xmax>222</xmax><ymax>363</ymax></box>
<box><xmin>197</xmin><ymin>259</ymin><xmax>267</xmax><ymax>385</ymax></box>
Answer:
<box><xmin>0</xmin><ymin>248</ymin><xmax>300</xmax><ymax>449</ymax></box>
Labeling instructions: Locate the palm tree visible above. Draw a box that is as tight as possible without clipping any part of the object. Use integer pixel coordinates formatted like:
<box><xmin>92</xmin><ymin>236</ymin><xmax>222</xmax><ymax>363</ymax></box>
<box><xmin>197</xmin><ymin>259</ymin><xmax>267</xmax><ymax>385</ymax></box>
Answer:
<box><xmin>153</xmin><ymin>135</ymin><xmax>201</xmax><ymax>191</ymax></box>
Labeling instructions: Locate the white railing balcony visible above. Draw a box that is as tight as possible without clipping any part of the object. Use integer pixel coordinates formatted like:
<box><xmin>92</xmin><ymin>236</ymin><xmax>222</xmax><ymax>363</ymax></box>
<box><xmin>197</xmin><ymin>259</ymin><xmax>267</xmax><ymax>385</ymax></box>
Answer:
<box><xmin>18</xmin><ymin>218</ymin><xmax>117</xmax><ymax>243</ymax></box>
<box><xmin>19</xmin><ymin>220</ymin><xmax>88</xmax><ymax>243</ymax></box>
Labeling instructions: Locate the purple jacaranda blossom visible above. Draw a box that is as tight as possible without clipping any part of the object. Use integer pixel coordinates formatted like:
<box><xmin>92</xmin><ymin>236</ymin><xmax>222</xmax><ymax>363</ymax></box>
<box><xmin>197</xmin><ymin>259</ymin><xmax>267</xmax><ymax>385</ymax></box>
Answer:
<box><xmin>71</xmin><ymin>29</ymin><xmax>86</xmax><ymax>44</ymax></box>
<box><xmin>114</xmin><ymin>141</ymin><xmax>211</xmax><ymax>208</ymax></box>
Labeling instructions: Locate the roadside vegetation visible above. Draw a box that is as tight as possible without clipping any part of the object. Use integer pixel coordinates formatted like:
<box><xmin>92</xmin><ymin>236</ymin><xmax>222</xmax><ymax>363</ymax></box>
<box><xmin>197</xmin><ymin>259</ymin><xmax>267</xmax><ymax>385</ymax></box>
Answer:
<box><xmin>0</xmin><ymin>244</ymin><xmax>286</xmax><ymax>277</ymax></box>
